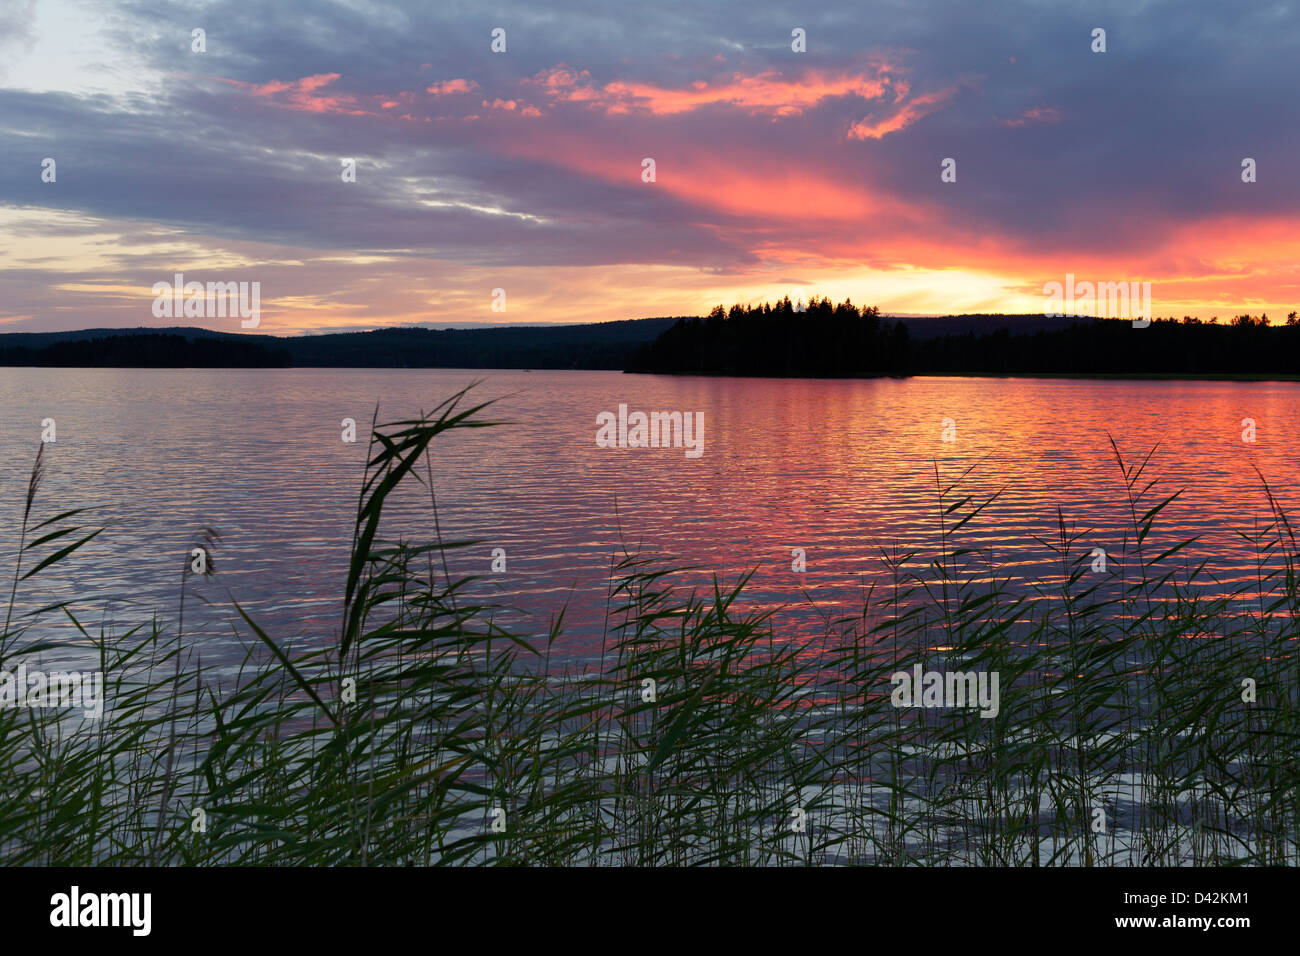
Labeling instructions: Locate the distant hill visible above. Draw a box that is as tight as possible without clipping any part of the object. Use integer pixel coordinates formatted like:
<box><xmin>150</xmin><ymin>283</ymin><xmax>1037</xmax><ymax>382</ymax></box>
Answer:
<box><xmin>7</xmin><ymin>310</ymin><xmax>1294</xmax><ymax>378</ymax></box>
<box><xmin>0</xmin><ymin>317</ymin><xmax>682</xmax><ymax>369</ymax></box>
<box><xmin>0</xmin><ymin>332</ymin><xmax>290</xmax><ymax>367</ymax></box>
<box><xmin>282</xmin><ymin>318</ymin><xmax>682</xmax><ymax>368</ymax></box>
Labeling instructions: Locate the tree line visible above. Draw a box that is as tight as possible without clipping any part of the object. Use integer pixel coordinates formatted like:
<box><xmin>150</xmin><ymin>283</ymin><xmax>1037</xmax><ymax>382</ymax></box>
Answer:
<box><xmin>631</xmin><ymin>298</ymin><xmax>1300</xmax><ymax>377</ymax></box>
<box><xmin>629</xmin><ymin>297</ymin><xmax>911</xmax><ymax>376</ymax></box>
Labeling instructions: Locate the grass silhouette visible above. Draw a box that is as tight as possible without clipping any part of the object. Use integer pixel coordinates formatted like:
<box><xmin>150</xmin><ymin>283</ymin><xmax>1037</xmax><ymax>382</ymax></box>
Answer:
<box><xmin>1</xmin><ymin>387</ymin><xmax>1295</xmax><ymax>865</ymax></box>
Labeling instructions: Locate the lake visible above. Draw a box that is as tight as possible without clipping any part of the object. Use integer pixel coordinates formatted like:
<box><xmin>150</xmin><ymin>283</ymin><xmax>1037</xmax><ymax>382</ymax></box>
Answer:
<box><xmin>1</xmin><ymin>367</ymin><xmax>1296</xmax><ymax>672</ymax></box>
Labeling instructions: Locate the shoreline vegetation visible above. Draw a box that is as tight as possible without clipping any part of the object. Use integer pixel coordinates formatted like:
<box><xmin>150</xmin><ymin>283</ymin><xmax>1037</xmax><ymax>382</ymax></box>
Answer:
<box><xmin>1</xmin><ymin>388</ymin><xmax>1296</xmax><ymax>866</ymax></box>
<box><xmin>630</xmin><ymin>297</ymin><xmax>1300</xmax><ymax>379</ymax></box>
<box><xmin>5</xmin><ymin>300</ymin><xmax>1300</xmax><ymax>381</ymax></box>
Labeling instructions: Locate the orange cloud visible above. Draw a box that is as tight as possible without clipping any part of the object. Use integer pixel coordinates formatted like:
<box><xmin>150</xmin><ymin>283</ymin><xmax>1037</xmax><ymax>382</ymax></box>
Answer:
<box><xmin>531</xmin><ymin>61</ymin><xmax>904</xmax><ymax>116</ymax></box>
<box><xmin>847</xmin><ymin>83</ymin><xmax>965</xmax><ymax>139</ymax></box>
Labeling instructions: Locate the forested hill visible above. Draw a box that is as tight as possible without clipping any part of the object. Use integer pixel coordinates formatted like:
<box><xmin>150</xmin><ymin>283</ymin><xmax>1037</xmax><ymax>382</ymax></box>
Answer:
<box><xmin>629</xmin><ymin>298</ymin><xmax>1300</xmax><ymax>377</ymax></box>
<box><xmin>630</xmin><ymin>300</ymin><xmax>910</xmax><ymax>375</ymax></box>
<box><xmin>0</xmin><ymin>317</ymin><xmax>680</xmax><ymax>368</ymax></box>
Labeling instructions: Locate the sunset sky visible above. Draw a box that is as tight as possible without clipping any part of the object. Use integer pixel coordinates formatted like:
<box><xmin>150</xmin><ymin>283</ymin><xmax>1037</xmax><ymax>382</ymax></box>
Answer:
<box><xmin>2</xmin><ymin>0</ymin><xmax>1299</xmax><ymax>334</ymax></box>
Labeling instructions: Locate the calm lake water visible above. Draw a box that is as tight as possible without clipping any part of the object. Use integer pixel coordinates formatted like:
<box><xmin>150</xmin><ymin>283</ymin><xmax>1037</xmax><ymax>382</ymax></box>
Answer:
<box><xmin>1</xmin><ymin>368</ymin><xmax>1297</xmax><ymax>671</ymax></box>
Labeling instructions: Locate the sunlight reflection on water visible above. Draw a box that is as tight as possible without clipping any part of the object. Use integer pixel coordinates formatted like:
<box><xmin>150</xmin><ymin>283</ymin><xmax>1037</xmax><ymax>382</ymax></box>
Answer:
<box><xmin>1</xmin><ymin>368</ymin><xmax>1296</xmax><ymax>669</ymax></box>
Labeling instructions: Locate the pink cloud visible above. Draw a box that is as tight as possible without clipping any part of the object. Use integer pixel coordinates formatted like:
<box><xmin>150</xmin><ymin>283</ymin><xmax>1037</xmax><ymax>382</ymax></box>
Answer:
<box><xmin>995</xmin><ymin>105</ymin><xmax>1062</xmax><ymax>127</ymax></box>
<box><xmin>214</xmin><ymin>73</ymin><xmax>375</xmax><ymax>116</ymax></box>
<box><xmin>530</xmin><ymin>61</ymin><xmax>905</xmax><ymax>117</ymax></box>
<box><xmin>533</xmin><ymin>65</ymin><xmax>600</xmax><ymax>102</ymax></box>
<box><xmin>847</xmin><ymin>83</ymin><xmax>966</xmax><ymax>140</ymax></box>
<box><xmin>427</xmin><ymin>78</ymin><xmax>479</xmax><ymax>95</ymax></box>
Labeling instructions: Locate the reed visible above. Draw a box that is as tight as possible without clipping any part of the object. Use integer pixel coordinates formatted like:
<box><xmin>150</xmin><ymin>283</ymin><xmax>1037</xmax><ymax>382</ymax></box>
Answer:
<box><xmin>1</xmin><ymin>387</ymin><xmax>1295</xmax><ymax>866</ymax></box>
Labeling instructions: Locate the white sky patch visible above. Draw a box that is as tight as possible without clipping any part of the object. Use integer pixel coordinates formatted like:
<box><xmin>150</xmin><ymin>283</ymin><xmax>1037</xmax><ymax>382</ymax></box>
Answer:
<box><xmin>390</xmin><ymin>174</ymin><xmax>551</xmax><ymax>224</ymax></box>
<box><xmin>413</xmin><ymin>197</ymin><xmax>549</xmax><ymax>223</ymax></box>
<box><xmin>0</xmin><ymin>208</ymin><xmax>179</xmax><ymax>269</ymax></box>
<box><xmin>269</xmin><ymin>293</ymin><xmax>355</xmax><ymax>312</ymax></box>
<box><xmin>0</xmin><ymin>208</ymin><xmax>262</xmax><ymax>272</ymax></box>
<box><xmin>0</xmin><ymin>0</ymin><xmax>161</xmax><ymax>96</ymax></box>
<box><xmin>313</xmin><ymin>254</ymin><xmax>409</xmax><ymax>264</ymax></box>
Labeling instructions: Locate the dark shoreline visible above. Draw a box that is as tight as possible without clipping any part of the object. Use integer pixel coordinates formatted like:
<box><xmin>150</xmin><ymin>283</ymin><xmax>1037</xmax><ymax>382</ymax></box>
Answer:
<box><xmin>5</xmin><ymin>311</ymin><xmax>1300</xmax><ymax>382</ymax></box>
<box><xmin>5</xmin><ymin>364</ymin><xmax>1300</xmax><ymax>384</ymax></box>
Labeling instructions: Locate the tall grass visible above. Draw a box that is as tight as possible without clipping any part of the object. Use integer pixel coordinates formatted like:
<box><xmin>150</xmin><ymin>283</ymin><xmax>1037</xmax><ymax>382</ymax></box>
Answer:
<box><xmin>0</xmin><ymin>387</ymin><xmax>1295</xmax><ymax>865</ymax></box>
